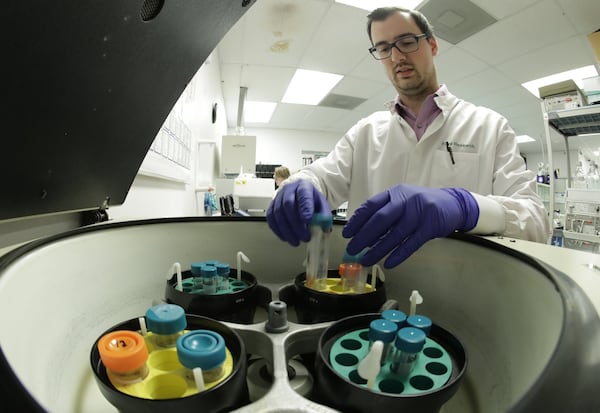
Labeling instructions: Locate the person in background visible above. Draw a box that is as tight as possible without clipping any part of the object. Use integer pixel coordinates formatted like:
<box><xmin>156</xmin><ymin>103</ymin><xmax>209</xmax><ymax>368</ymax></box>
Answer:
<box><xmin>273</xmin><ymin>166</ymin><xmax>291</xmax><ymax>190</ymax></box>
<box><xmin>266</xmin><ymin>7</ymin><xmax>550</xmax><ymax>269</ymax></box>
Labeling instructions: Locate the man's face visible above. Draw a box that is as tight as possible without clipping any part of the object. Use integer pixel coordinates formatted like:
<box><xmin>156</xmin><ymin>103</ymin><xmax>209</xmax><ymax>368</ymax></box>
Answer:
<box><xmin>370</xmin><ymin>12</ymin><xmax>438</xmax><ymax>98</ymax></box>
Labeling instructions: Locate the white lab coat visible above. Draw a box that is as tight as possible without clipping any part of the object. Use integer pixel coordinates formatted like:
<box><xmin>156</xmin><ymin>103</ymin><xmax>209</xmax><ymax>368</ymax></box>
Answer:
<box><xmin>291</xmin><ymin>91</ymin><xmax>551</xmax><ymax>244</ymax></box>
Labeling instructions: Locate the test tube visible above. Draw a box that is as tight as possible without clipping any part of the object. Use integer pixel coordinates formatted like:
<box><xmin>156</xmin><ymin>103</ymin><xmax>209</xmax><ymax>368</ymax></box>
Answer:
<box><xmin>338</xmin><ymin>262</ymin><xmax>362</xmax><ymax>292</ymax></box>
<box><xmin>305</xmin><ymin>212</ymin><xmax>333</xmax><ymax>291</ymax></box>
<box><xmin>341</xmin><ymin>251</ymin><xmax>368</xmax><ymax>292</ymax></box>
<box><xmin>406</xmin><ymin>314</ymin><xmax>432</xmax><ymax>335</ymax></box>
<box><xmin>176</xmin><ymin>330</ymin><xmax>227</xmax><ymax>384</ymax></box>
<box><xmin>98</xmin><ymin>330</ymin><xmax>149</xmax><ymax>385</ymax></box>
<box><xmin>201</xmin><ymin>264</ymin><xmax>218</xmax><ymax>294</ymax></box>
<box><xmin>368</xmin><ymin>319</ymin><xmax>398</xmax><ymax>364</ymax></box>
<box><xmin>145</xmin><ymin>303</ymin><xmax>187</xmax><ymax>348</ymax></box>
<box><xmin>381</xmin><ymin>309</ymin><xmax>407</xmax><ymax>330</ymax></box>
<box><xmin>215</xmin><ymin>262</ymin><xmax>231</xmax><ymax>290</ymax></box>
<box><xmin>390</xmin><ymin>327</ymin><xmax>426</xmax><ymax>377</ymax></box>
<box><xmin>190</xmin><ymin>262</ymin><xmax>205</xmax><ymax>290</ymax></box>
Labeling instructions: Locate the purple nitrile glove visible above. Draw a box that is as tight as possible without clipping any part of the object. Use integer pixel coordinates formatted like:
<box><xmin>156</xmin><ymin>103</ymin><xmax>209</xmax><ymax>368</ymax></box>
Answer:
<box><xmin>342</xmin><ymin>184</ymin><xmax>479</xmax><ymax>268</ymax></box>
<box><xmin>266</xmin><ymin>180</ymin><xmax>332</xmax><ymax>246</ymax></box>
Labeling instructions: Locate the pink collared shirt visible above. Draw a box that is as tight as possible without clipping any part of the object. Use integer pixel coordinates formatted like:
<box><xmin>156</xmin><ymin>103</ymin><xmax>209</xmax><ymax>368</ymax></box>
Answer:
<box><xmin>393</xmin><ymin>84</ymin><xmax>448</xmax><ymax>141</ymax></box>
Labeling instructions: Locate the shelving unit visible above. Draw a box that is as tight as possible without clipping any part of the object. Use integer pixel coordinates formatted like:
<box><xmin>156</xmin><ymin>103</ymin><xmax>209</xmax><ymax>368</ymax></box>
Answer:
<box><xmin>541</xmin><ymin>104</ymin><xmax>600</xmax><ymax>235</ymax></box>
<box><xmin>545</xmin><ymin>105</ymin><xmax>600</xmax><ymax>187</ymax></box>
<box><xmin>562</xmin><ymin>188</ymin><xmax>600</xmax><ymax>254</ymax></box>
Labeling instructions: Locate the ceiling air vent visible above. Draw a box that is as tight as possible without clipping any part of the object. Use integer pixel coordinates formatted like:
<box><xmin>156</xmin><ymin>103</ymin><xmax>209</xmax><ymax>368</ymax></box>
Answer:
<box><xmin>319</xmin><ymin>93</ymin><xmax>366</xmax><ymax>110</ymax></box>
<box><xmin>418</xmin><ymin>0</ymin><xmax>497</xmax><ymax>45</ymax></box>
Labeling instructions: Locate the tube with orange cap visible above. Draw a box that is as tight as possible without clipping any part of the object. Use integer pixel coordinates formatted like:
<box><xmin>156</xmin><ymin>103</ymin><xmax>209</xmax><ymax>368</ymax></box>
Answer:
<box><xmin>98</xmin><ymin>330</ymin><xmax>149</xmax><ymax>386</ymax></box>
<box><xmin>338</xmin><ymin>251</ymin><xmax>368</xmax><ymax>293</ymax></box>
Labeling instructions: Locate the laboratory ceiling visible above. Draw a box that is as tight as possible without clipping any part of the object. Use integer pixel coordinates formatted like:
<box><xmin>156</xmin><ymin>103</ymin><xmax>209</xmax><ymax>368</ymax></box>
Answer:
<box><xmin>216</xmin><ymin>0</ymin><xmax>600</xmax><ymax>160</ymax></box>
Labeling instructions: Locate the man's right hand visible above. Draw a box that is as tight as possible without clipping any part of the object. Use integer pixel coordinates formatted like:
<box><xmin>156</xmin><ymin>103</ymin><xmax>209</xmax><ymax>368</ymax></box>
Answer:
<box><xmin>266</xmin><ymin>180</ymin><xmax>332</xmax><ymax>246</ymax></box>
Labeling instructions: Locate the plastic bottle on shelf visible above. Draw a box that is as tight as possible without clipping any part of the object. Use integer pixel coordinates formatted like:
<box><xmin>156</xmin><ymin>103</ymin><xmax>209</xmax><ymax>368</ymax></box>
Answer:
<box><xmin>145</xmin><ymin>303</ymin><xmax>187</xmax><ymax>348</ymax></box>
<box><xmin>97</xmin><ymin>330</ymin><xmax>149</xmax><ymax>385</ymax></box>
<box><xmin>176</xmin><ymin>330</ymin><xmax>227</xmax><ymax>385</ymax></box>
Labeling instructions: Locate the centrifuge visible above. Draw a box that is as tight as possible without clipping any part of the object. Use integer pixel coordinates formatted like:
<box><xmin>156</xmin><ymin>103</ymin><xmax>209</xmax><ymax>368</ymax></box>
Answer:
<box><xmin>2</xmin><ymin>2</ymin><xmax>600</xmax><ymax>412</ymax></box>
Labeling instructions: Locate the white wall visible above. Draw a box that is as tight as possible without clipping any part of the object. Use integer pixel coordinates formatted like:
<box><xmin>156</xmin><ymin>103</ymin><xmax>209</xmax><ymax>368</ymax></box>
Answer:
<box><xmin>523</xmin><ymin>150</ymin><xmax>579</xmax><ymax>180</ymax></box>
<box><xmin>232</xmin><ymin>127</ymin><xmax>340</xmax><ymax>173</ymax></box>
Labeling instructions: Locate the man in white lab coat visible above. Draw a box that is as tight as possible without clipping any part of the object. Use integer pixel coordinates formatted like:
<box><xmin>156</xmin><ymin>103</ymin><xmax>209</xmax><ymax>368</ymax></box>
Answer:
<box><xmin>267</xmin><ymin>7</ymin><xmax>550</xmax><ymax>268</ymax></box>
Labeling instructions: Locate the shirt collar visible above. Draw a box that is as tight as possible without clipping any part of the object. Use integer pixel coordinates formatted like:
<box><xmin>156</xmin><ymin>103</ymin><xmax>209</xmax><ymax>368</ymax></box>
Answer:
<box><xmin>388</xmin><ymin>84</ymin><xmax>448</xmax><ymax>115</ymax></box>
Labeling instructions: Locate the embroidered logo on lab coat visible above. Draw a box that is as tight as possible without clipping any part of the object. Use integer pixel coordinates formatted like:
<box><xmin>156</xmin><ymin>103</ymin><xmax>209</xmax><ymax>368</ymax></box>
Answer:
<box><xmin>439</xmin><ymin>141</ymin><xmax>477</xmax><ymax>153</ymax></box>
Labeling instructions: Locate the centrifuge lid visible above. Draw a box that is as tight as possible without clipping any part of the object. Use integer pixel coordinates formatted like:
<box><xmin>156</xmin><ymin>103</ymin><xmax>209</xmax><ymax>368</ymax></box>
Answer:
<box><xmin>1</xmin><ymin>0</ymin><xmax>255</xmax><ymax>221</ymax></box>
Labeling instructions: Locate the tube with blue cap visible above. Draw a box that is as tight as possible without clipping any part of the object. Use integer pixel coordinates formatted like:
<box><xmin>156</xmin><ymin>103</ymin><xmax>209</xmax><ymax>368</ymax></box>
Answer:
<box><xmin>145</xmin><ymin>303</ymin><xmax>187</xmax><ymax>348</ymax></box>
<box><xmin>215</xmin><ymin>262</ymin><xmax>231</xmax><ymax>290</ymax></box>
<box><xmin>176</xmin><ymin>330</ymin><xmax>227</xmax><ymax>390</ymax></box>
<box><xmin>368</xmin><ymin>318</ymin><xmax>398</xmax><ymax>364</ymax></box>
<box><xmin>201</xmin><ymin>265</ymin><xmax>218</xmax><ymax>294</ymax></box>
<box><xmin>391</xmin><ymin>327</ymin><xmax>426</xmax><ymax>377</ymax></box>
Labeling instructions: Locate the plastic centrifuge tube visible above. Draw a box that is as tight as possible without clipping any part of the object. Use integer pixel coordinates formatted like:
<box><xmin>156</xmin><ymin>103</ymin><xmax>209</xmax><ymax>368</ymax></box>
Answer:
<box><xmin>368</xmin><ymin>319</ymin><xmax>398</xmax><ymax>365</ymax></box>
<box><xmin>390</xmin><ymin>327</ymin><xmax>426</xmax><ymax>377</ymax></box>
<box><xmin>201</xmin><ymin>264</ymin><xmax>218</xmax><ymax>294</ymax></box>
<box><xmin>215</xmin><ymin>262</ymin><xmax>231</xmax><ymax>290</ymax></box>
<box><xmin>145</xmin><ymin>303</ymin><xmax>187</xmax><ymax>348</ymax></box>
<box><xmin>190</xmin><ymin>262</ymin><xmax>205</xmax><ymax>290</ymax></box>
<box><xmin>340</xmin><ymin>251</ymin><xmax>368</xmax><ymax>293</ymax></box>
<box><xmin>381</xmin><ymin>309</ymin><xmax>407</xmax><ymax>330</ymax></box>
<box><xmin>98</xmin><ymin>330</ymin><xmax>149</xmax><ymax>385</ymax></box>
<box><xmin>305</xmin><ymin>212</ymin><xmax>333</xmax><ymax>291</ymax></box>
<box><xmin>338</xmin><ymin>262</ymin><xmax>361</xmax><ymax>292</ymax></box>
<box><xmin>406</xmin><ymin>314</ymin><xmax>432</xmax><ymax>335</ymax></box>
<box><xmin>176</xmin><ymin>330</ymin><xmax>227</xmax><ymax>387</ymax></box>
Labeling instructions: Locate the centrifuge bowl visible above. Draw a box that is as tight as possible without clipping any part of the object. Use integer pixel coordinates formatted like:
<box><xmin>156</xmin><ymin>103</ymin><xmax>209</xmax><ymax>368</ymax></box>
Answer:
<box><xmin>0</xmin><ymin>217</ymin><xmax>598</xmax><ymax>412</ymax></box>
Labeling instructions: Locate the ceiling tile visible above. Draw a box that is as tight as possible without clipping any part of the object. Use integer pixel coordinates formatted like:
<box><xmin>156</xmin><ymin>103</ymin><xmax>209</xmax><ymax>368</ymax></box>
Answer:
<box><xmin>299</xmin><ymin>3</ymin><xmax>372</xmax><ymax>74</ymax></box>
<box><xmin>497</xmin><ymin>36</ymin><xmax>594</xmax><ymax>84</ymax></box>
<box><xmin>301</xmin><ymin>106</ymin><xmax>350</xmax><ymax>129</ymax></box>
<box><xmin>349</xmin><ymin>55</ymin><xmax>387</xmax><ymax>82</ymax></box>
<box><xmin>435</xmin><ymin>46</ymin><xmax>489</xmax><ymax>84</ymax></box>
<box><xmin>239</xmin><ymin>65</ymin><xmax>296</xmax><ymax>101</ymax></box>
<box><xmin>472</xmin><ymin>85</ymin><xmax>537</xmax><ymax>110</ymax></box>
<box><xmin>447</xmin><ymin>68</ymin><xmax>514</xmax><ymax>100</ymax></box>
<box><xmin>469</xmin><ymin>0</ymin><xmax>539</xmax><ymax>19</ymax></box>
<box><xmin>268</xmin><ymin>103</ymin><xmax>316</xmax><ymax>129</ymax></box>
<box><xmin>556</xmin><ymin>0</ymin><xmax>600</xmax><ymax>35</ymax></box>
<box><xmin>459</xmin><ymin>0</ymin><xmax>578</xmax><ymax>65</ymax></box>
<box><xmin>331</xmin><ymin>76</ymin><xmax>390</xmax><ymax>99</ymax></box>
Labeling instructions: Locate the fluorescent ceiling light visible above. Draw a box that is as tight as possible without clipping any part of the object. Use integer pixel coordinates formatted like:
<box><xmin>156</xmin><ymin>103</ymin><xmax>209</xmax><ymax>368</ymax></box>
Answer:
<box><xmin>521</xmin><ymin>65</ymin><xmax>598</xmax><ymax>98</ymax></box>
<box><xmin>516</xmin><ymin>135</ymin><xmax>535</xmax><ymax>143</ymax></box>
<box><xmin>335</xmin><ymin>0</ymin><xmax>423</xmax><ymax>11</ymax></box>
<box><xmin>282</xmin><ymin>69</ymin><xmax>343</xmax><ymax>105</ymax></box>
<box><xmin>243</xmin><ymin>101</ymin><xmax>277</xmax><ymax>123</ymax></box>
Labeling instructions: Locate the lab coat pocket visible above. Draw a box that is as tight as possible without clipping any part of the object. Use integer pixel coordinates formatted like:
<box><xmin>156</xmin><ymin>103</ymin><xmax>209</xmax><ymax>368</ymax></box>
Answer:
<box><xmin>430</xmin><ymin>150</ymin><xmax>480</xmax><ymax>190</ymax></box>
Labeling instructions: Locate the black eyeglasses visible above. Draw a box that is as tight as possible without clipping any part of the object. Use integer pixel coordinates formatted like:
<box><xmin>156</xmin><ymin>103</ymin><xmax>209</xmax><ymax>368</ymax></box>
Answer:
<box><xmin>368</xmin><ymin>34</ymin><xmax>429</xmax><ymax>60</ymax></box>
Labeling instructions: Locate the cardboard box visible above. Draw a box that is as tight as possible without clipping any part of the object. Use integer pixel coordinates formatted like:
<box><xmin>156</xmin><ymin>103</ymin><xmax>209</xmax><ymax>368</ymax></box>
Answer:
<box><xmin>588</xmin><ymin>30</ymin><xmax>600</xmax><ymax>62</ymax></box>
<box><xmin>540</xmin><ymin>79</ymin><xmax>587</xmax><ymax>111</ymax></box>
<box><xmin>539</xmin><ymin>79</ymin><xmax>580</xmax><ymax>98</ymax></box>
